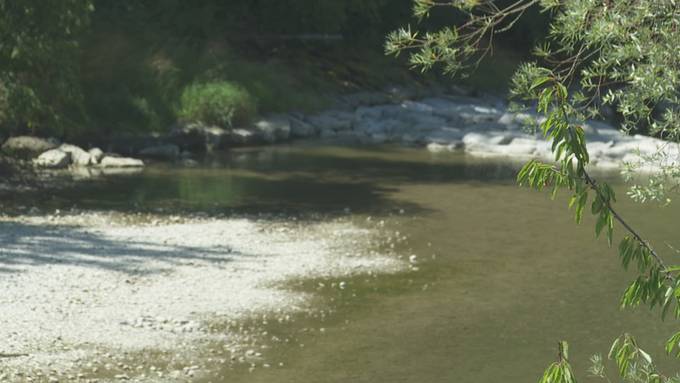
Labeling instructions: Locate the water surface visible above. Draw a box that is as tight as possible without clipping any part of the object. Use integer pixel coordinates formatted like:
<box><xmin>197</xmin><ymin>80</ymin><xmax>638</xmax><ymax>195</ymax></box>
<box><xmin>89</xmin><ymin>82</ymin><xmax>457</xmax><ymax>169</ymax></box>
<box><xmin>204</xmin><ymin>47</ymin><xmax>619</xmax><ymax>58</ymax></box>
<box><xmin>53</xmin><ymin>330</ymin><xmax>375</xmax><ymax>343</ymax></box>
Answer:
<box><xmin>21</xmin><ymin>144</ymin><xmax>680</xmax><ymax>382</ymax></box>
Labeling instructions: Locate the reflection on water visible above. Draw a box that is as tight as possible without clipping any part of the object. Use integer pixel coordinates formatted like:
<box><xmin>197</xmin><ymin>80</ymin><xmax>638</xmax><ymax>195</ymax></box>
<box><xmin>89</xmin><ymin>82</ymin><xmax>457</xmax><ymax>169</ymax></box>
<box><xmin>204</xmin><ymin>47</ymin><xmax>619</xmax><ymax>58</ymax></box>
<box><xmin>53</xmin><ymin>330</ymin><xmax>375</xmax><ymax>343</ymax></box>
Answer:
<box><xmin>18</xmin><ymin>143</ymin><xmax>680</xmax><ymax>382</ymax></box>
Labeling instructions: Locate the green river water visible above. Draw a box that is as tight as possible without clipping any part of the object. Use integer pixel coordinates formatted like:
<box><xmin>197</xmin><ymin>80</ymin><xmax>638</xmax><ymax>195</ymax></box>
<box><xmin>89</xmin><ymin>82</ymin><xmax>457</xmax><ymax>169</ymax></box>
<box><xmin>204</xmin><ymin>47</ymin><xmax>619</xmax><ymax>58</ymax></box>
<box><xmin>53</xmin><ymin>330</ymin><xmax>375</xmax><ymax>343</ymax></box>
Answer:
<box><xmin>19</xmin><ymin>143</ymin><xmax>680</xmax><ymax>382</ymax></box>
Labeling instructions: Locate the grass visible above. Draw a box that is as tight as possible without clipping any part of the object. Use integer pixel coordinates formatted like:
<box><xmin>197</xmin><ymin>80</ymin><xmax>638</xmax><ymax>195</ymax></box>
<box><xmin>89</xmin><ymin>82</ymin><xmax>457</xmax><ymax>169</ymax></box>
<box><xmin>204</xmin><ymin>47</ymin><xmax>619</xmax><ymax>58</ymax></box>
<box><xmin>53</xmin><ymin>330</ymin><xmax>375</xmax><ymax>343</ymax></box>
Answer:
<box><xmin>177</xmin><ymin>82</ymin><xmax>256</xmax><ymax>128</ymax></box>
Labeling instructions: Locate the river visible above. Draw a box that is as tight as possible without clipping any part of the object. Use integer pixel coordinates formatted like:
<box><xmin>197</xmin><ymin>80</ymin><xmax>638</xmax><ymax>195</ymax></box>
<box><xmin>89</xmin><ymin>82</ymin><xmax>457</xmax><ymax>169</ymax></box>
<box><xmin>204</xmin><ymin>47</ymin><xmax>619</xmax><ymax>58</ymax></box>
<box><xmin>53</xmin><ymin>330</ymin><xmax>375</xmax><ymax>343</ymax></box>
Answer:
<box><xmin>12</xmin><ymin>143</ymin><xmax>680</xmax><ymax>382</ymax></box>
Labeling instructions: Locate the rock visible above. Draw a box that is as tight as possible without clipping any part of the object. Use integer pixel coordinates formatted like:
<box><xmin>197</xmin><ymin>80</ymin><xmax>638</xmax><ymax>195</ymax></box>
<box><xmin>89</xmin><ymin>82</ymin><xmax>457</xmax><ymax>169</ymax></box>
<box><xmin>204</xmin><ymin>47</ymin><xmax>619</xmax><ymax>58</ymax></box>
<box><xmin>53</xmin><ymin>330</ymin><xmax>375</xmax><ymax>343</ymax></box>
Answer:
<box><xmin>319</xmin><ymin>129</ymin><xmax>337</xmax><ymax>139</ymax></box>
<box><xmin>460</xmin><ymin>111</ymin><xmax>499</xmax><ymax>124</ymax></box>
<box><xmin>369</xmin><ymin>133</ymin><xmax>388</xmax><ymax>144</ymax></box>
<box><xmin>225</xmin><ymin>129</ymin><xmax>256</xmax><ymax>146</ymax></box>
<box><xmin>355</xmin><ymin>106</ymin><xmax>384</xmax><ymax>121</ymax></box>
<box><xmin>169</xmin><ymin>122</ymin><xmax>229</xmax><ymax>152</ymax></box>
<box><xmin>100</xmin><ymin>156</ymin><xmax>144</xmax><ymax>168</ymax></box>
<box><xmin>308</xmin><ymin>111</ymin><xmax>354</xmax><ymax>132</ymax></box>
<box><xmin>253</xmin><ymin>115</ymin><xmax>291</xmax><ymax>143</ymax></box>
<box><xmin>401</xmin><ymin>133</ymin><xmax>424</xmax><ymax>145</ymax></box>
<box><xmin>334</xmin><ymin>130</ymin><xmax>362</xmax><ymax>144</ymax></box>
<box><xmin>462</xmin><ymin>132</ymin><xmax>493</xmax><ymax>148</ymax></box>
<box><xmin>139</xmin><ymin>144</ymin><xmax>180</xmax><ymax>160</ymax></box>
<box><xmin>487</xmin><ymin>134</ymin><xmax>516</xmax><ymax>145</ymax></box>
<box><xmin>424</xmin><ymin>128</ymin><xmax>464</xmax><ymax>144</ymax></box>
<box><xmin>497</xmin><ymin>112</ymin><xmax>515</xmax><ymax>125</ymax></box>
<box><xmin>179</xmin><ymin>158</ymin><xmax>199</xmax><ymax>167</ymax></box>
<box><xmin>2</xmin><ymin>136</ymin><xmax>59</xmax><ymax>159</ymax></box>
<box><xmin>353</xmin><ymin>118</ymin><xmax>406</xmax><ymax>136</ymax></box>
<box><xmin>493</xmin><ymin>139</ymin><xmax>537</xmax><ymax>156</ymax></box>
<box><xmin>59</xmin><ymin>144</ymin><xmax>93</xmax><ymax>166</ymax></box>
<box><xmin>400</xmin><ymin>100</ymin><xmax>434</xmax><ymax>114</ymax></box>
<box><xmin>88</xmin><ymin>147</ymin><xmax>104</xmax><ymax>163</ymax></box>
<box><xmin>427</xmin><ymin>143</ymin><xmax>449</xmax><ymax>152</ymax></box>
<box><xmin>408</xmin><ymin>115</ymin><xmax>449</xmax><ymax>131</ymax></box>
<box><xmin>289</xmin><ymin>117</ymin><xmax>316</xmax><ymax>138</ymax></box>
<box><xmin>33</xmin><ymin>149</ymin><xmax>71</xmax><ymax>168</ymax></box>
<box><xmin>339</xmin><ymin>91</ymin><xmax>391</xmax><ymax>107</ymax></box>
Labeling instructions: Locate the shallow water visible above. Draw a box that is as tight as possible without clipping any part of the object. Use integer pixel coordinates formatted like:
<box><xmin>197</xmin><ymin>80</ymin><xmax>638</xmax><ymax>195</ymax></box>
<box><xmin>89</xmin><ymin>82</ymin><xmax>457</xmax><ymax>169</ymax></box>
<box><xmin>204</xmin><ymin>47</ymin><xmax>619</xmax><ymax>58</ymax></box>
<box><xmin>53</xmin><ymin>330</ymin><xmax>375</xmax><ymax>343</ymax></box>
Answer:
<box><xmin>21</xmin><ymin>144</ymin><xmax>680</xmax><ymax>381</ymax></box>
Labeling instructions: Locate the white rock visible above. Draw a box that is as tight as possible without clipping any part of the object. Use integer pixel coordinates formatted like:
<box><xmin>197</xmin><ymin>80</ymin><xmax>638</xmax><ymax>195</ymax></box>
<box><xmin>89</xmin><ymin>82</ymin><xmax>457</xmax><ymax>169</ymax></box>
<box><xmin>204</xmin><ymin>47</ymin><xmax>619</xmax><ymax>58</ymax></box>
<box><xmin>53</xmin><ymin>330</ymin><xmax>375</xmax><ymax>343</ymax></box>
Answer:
<box><xmin>226</xmin><ymin>129</ymin><xmax>256</xmax><ymax>145</ymax></box>
<box><xmin>497</xmin><ymin>112</ymin><xmax>515</xmax><ymax>125</ymax></box>
<box><xmin>59</xmin><ymin>144</ymin><xmax>93</xmax><ymax>166</ymax></box>
<box><xmin>426</xmin><ymin>143</ymin><xmax>449</xmax><ymax>152</ymax></box>
<box><xmin>462</xmin><ymin>132</ymin><xmax>493</xmax><ymax>149</ymax></box>
<box><xmin>100</xmin><ymin>156</ymin><xmax>144</xmax><ymax>168</ymax></box>
<box><xmin>34</xmin><ymin>149</ymin><xmax>71</xmax><ymax>168</ymax></box>
<box><xmin>88</xmin><ymin>147</ymin><xmax>104</xmax><ymax>163</ymax></box>
<box><xmin>254</xmin><ymin>115</ymin><xmax>291</xmax><ymax>142</ymax></box>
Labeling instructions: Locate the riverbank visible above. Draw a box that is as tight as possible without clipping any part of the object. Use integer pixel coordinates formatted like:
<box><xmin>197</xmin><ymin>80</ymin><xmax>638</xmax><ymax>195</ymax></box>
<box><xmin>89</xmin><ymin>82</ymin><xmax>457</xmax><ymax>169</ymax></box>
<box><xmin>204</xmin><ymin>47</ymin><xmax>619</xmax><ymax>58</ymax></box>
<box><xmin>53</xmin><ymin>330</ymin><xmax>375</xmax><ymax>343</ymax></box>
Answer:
<box><xmin>0</xmin><ymin>210</ymin><xmax>406</xmax><ymax>381</ymax></box>
<box><xmin>1</xmin><ymin>86</ymin><xmax>677</xmax><ymax>200</ymax></box>
<box><xmin>103</xmin><ymin>86</ymin><xmax>680</xmax><ymax>173</ymax></box>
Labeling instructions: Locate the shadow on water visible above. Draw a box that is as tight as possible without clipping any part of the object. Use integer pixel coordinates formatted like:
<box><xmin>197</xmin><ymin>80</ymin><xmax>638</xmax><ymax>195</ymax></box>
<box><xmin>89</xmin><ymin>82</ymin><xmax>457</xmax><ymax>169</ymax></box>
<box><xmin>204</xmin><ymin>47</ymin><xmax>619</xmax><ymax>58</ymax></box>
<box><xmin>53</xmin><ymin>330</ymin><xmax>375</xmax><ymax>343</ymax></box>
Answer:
<box><xmin>4</xmin><ymin>144</ymin><xmax>523</xmax><ymax>217</ymax></box>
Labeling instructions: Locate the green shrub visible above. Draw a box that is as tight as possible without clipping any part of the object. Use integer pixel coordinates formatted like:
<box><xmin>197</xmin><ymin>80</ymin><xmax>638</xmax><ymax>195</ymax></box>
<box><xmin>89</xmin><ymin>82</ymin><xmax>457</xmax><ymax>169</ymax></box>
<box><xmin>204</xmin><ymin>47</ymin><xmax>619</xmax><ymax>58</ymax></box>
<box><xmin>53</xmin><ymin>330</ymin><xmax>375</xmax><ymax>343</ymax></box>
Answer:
<box><xmin>177</xmin><ymin>82</ymin><xmax>256</xmax><ymax>128</ymax></box>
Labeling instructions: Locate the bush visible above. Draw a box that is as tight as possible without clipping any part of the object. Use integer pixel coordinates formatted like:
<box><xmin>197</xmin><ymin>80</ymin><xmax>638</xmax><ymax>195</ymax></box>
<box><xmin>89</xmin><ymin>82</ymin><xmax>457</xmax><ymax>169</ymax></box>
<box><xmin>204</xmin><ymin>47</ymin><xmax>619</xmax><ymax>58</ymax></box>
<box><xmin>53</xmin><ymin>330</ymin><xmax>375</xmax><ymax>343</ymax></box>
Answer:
<box><xmin>177</xmin><ymin>82</ymin><xmax>256</xmax><ymax>128</ymax></box>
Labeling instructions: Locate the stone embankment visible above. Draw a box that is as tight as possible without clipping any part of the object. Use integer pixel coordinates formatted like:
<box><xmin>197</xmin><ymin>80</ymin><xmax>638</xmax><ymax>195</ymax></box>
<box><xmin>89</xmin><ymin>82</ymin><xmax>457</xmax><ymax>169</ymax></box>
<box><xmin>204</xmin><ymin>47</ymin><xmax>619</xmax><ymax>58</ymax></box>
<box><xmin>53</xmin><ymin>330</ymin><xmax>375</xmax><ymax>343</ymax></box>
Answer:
<box><xmin>164</xmin><ymin>90</ymin><xmax>679</xmax><ymax>170</ymax></box>
<box><xmin>3</xmin><ymin>89</ymin><xmax>678</xmax><ymax>170</ymax></box>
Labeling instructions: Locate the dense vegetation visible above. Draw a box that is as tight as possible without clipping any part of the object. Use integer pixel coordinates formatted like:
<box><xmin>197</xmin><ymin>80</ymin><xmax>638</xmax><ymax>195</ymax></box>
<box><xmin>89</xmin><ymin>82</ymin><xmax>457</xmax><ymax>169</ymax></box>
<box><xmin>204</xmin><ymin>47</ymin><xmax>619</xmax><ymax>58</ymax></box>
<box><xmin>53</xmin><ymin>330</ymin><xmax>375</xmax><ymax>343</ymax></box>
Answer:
<box><xmin>0</xmin><ymin>0</ymin><xmax>548</xmax><ymax>142</ymax></box>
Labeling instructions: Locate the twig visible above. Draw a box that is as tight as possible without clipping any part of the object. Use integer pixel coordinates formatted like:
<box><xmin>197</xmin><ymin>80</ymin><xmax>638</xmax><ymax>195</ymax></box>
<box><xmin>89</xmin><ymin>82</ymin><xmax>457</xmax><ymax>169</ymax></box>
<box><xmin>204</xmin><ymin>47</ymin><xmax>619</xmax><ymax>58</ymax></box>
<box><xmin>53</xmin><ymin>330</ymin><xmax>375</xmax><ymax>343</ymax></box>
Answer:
<box><xmin>0</xmin><ymin>352</ymin><xmax>29</xmax><ymax>358</ymax></box>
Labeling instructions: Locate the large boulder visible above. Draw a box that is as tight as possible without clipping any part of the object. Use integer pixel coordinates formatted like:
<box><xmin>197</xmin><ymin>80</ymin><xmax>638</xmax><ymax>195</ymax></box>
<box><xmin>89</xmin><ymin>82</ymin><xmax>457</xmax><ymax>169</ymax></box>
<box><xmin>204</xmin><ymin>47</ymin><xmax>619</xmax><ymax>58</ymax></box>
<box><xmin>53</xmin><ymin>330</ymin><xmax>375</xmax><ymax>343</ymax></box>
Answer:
<box><xmin>59</xmin><ymin>144</ymin><xmax>93</xmax><ymax>166</ymax></box>
<box><xmin>100</xmin><ymin>156</ymin><xmax>144</xmax><ymax>168</ymax></box>
<box><xmin>2</xmin><ymin>136</ymin><xmax>59</xmax><ymax>159</ymax></box>
<box><xmin>34</xmin><ymin>149</ymin><xmax>71</xmax><ymax>168</ymax></box>
<box><xmin>139</xmin><ymin>144</ymin><xmax>180</xmax><ymax>160</ymax></box>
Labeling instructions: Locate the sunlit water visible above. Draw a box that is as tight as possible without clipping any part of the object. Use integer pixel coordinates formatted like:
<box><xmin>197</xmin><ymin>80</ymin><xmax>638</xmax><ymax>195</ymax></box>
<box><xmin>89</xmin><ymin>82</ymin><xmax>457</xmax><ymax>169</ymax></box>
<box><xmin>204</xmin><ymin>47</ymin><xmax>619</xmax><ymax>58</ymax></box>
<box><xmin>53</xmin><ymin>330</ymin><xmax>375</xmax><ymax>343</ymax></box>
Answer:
<box><xmin>13</xmin><ymin>143</ymin><xmax>680</xmax><ymax>382</ymax></box>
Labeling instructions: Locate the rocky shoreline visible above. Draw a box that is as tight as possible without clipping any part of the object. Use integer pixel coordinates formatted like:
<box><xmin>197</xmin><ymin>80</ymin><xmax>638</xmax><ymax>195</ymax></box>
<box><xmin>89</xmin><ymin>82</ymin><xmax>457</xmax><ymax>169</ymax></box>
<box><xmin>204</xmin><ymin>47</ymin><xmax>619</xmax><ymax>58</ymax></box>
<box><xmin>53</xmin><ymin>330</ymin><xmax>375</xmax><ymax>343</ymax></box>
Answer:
<box><xmin>121</xmin><ymin>87</ymin><xmax>677</xmax><ymax>172</ymax></box>
<box><xmin>2</xmin><ymin>87</ymin><xmax>677</xmax><ymax>183</ymax></box>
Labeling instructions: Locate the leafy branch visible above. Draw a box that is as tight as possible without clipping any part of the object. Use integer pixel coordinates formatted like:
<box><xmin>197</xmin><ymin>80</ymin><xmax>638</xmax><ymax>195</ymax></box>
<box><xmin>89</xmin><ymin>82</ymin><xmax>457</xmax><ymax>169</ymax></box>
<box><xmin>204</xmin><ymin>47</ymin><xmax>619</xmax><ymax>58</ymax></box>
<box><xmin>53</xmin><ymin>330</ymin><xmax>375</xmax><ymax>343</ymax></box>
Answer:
<box><xmin>517</xmin><ymin>72</ymin><xmax>680</xmax><ymax>383</ymax></box>
<box><xmin>387</xmin><ymin>1</ymin><xmax>680</xmax><ymax>381</ymax></box>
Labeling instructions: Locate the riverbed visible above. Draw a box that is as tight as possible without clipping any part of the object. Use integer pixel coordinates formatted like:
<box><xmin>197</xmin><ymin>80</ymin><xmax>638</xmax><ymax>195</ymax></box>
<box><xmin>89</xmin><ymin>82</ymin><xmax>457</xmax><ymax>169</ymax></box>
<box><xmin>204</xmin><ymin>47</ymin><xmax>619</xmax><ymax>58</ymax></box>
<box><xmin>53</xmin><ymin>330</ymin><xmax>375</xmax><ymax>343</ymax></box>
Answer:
<box><xmin>2</xmin><ymin>143</ymin><xmax>679</xmax><ymax>382</ymax></box>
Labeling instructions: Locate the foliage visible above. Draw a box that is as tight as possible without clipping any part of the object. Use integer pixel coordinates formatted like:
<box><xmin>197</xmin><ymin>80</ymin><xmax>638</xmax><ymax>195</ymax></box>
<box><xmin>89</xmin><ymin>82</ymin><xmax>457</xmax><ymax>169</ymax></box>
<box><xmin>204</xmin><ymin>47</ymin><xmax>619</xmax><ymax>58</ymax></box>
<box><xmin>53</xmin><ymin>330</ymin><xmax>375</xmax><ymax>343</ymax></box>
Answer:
<box><xmin>387</xmin><ymin>1</ymin><xmax>680</xmax><ymax>382</ymax></box>
<box><xmin>386</xmin><ymin>0</ymin><xmax>680</xmax><ymax>202</ymax></box>
<box><xmin>177</xmin><ymin>82</ymin><xmax>256</xmax><ymax>129</ymax></box>
<box><xmin>538</xmin><ymin>341</ymin><xmax>577</xmax><ymax>383</ymax></box>
<box><xmin>512</xmin><ymin>67</ymin><xmax>680</xmax><ymax>383</ymax></box>
<box><xmin>0</xmin><ymin>0</ymin><xmax>93</xmax><ymax>136</ymax></box>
